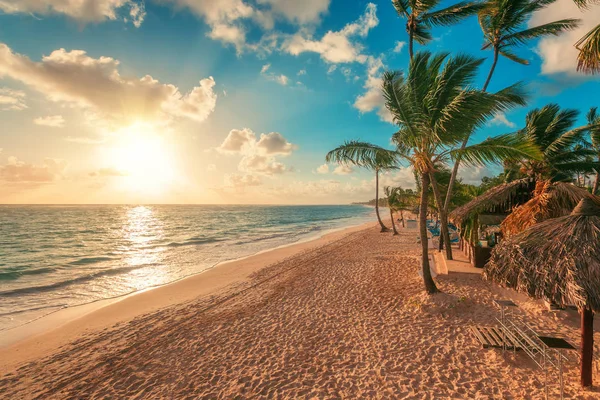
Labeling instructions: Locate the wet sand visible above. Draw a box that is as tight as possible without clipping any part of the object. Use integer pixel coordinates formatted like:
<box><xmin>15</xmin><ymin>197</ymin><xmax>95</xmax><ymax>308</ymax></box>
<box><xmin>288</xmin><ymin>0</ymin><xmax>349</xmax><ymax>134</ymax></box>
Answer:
<box><xmin>1</xmin><ymin>221</ymin><xmax>599</xmax><ymax>399</ymax></box>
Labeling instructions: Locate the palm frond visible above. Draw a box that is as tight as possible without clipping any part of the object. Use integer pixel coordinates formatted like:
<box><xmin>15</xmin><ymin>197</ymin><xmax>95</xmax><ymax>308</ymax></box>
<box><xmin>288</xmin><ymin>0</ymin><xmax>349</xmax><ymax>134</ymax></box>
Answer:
<box><xmin>392</xmin><ymin>0</ymin><xmax>411</xmax><ymax>17</ymax></box>
<box><xmin>325</xmin><ymin>141</ymin><xmax>399</xmax><ymax>170</ymax></box>
<box><xmin>499</xmin><ymin>48</ymin><xmax>530</xmax><ymax>65</ymax></box>
<box><xmin>501</xmin><ymin>19</ymin><xmax>580</xmax><ymax>48</ymax></box>
<box><xmin>421</xmin><ymin>1</ymin><xmax>484</xmax><ymax>27</ymax></box>
<box><xmin>454</xmin><ymin>133</ymin><xmax>542</xmax><ymax>166</ymax></box>
<box><xmin>576</xmin><ymin>23</ymin><xmax>600</xmax><ymax>74</ymax></box>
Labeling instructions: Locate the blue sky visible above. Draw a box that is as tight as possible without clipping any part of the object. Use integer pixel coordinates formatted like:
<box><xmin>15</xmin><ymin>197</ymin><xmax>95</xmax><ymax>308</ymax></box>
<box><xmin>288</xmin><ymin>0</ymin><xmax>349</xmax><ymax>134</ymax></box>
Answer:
<box><xmin>0</xmin><ymin>0</ymin><xmax>598</xmax><ymax>204</ymax></box>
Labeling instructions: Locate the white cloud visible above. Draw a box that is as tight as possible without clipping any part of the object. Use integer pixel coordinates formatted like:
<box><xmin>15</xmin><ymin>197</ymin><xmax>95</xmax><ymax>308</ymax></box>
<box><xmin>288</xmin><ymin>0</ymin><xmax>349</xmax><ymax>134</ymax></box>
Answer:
<box><xmin>327</xmin><ymin>65</ymin><xmax>337</xmax><ymax>74</ymax></box>
<box><xmin>489</xmin><ymin>112</ymin><xmax>516</xmax><ymax>128</ymax></box>
<box><xmin>531</xmin><ymin>0</ymin><xmax>600</xmax><ymax>76</ymax></box>
<box><xmin>33</xmin><ymin>115</ymin><xmax>65</xmax><ymax>128</ymax></box>
<box><xmin>257</xmin><ymin>0</ymin><xmax>330</xmax><ymax>24</ymax></box>
<box><xmin>0</xmin><ymin>0</ymin><xmax>145</xmax><ymax>26</ymax></box>
<box><xmin>217</xmin><ymin>128</ymin><xmax>296</xmax><ymax>176</ymax></box>
<box><xmin>333</xmin><ymin>164</ymin><xmax>353</xmax><ymax>175</ymax></box>
<box><xmin>0</xmin><ymin>156</ymin><xmax>67</xmax><ymax>183</ymax></box>
<box><xmin>316</xmin><ymin>164</ymin><xmax>329</xmax><ymax>174</ymax></box>
<box><xmin>297</xmin><ymin>69</ymin><xmax>307</xmax><ymax>76</ymax></box>
<box><xmin>0</xmin><ymin>43</ymin><xmax>217</xmax><ymax>126</ymax></box>
<box><xmin>260</xmin><ymin>64</ymin><xmax>289</xmax><ymax>85</ymax></box>
<box><xmin>458</xmin><ymin>165</ymin><xmax>493</xmax><ymax>185</ymax></box>
<box><xmin>0</xmin><ymin>87</ymin><xmax>27</xmax><ymax>111</ymax></box>
<box><xmin>282</xmin><ymin>3</ymin><xmax>378</xmax><ymax>64</ymax></box>
<box><xmin>393</xmin><ymin>41</ymin><xmax>406</xmax><ymax>53</ymax></box>
<box><xmin>256</xmin><ymin>132</ymin><xmax>296</xmax><ymax>155</ymax></box>
<box><xmin>379</xmin><ymin>167</ymin><xmax>416</xmax><ymax>190</ymax></box>
<box><xmin>353</xmin><ymin>56</ymin><xmax>393</xmax><ymax>123</ymax></box>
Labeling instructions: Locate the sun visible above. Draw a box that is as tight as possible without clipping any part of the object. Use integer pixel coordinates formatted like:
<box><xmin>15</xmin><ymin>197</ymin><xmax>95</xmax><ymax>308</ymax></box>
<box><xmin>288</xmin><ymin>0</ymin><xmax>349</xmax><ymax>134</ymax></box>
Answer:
<box><xmin>105</xmin><ymin>123</ymin><xmax>178</xmax><ymax>195</ymax></box>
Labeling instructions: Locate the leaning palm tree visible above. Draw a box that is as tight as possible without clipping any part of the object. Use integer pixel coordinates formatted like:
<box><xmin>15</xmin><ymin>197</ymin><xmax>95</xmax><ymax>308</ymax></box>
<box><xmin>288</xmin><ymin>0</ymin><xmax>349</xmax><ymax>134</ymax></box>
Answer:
<box><xmin>443</xmin><ymin>0</ymin><xmax>579</xmax><ymax>225</ymax></box>
<box><xmin>392</xmin><ymin>0</ymin><xmax>483</xmax><ymax>59</ymax></box>
<box><xmin>385</xmin><ymin>186</ymin><xmax>417</xmax><ymax>233</ymax></box>
<box><xmin>382</xmin><ymin>51</ymin><xmax>535</xmax><ymax>292</ymax></box>
<box><xmin>385</xmin><ymin>186</ymin><xmax>401</xmax><ymax>235</ymax></box>
<box><xmin>326</xmin><ymin>141</ymin><xmax>399</xmax><ymax>232</ymax></box>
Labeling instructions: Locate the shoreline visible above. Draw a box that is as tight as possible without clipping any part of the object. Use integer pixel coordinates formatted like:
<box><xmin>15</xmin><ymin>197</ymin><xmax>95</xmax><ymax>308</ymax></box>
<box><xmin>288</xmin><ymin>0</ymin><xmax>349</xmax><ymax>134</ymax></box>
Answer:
<box><xmin>0</xmin><ymin>220</ymin><xmax>376</xmax><ymax>371</ymax></box>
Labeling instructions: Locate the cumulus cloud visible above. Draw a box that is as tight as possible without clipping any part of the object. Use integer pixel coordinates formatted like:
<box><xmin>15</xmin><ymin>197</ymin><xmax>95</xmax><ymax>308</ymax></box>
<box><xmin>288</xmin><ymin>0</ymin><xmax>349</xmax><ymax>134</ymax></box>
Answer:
<box><xmin>393</xmin><ymin>41</ymin><xmax>406</xmax><ymax>53</ymax></box>
<box><xmin>353</xmin><ymin>56</ymin><xmax>393</xmax><ymax>123</ymax></box>
<box><xmin>282</xmin><ymin>3</ymin><xmax>378</xmax><ymax>63</ymax></box>
<box><xmin>0</xmin><ymin>44</ymin><xmax>217</xmax><ymax>126</ymax></box>
<box><xmin>489</xmin><ymin>112</ymin><xmax>516</xmax><ymax>128</ymax></box>
<box><xmin>316</xmin><ymin>164</ymin><xmax>329</xmax><ymax>174</ymax></box>
<box><xmin>0</xmin><ymin>156</ymin><xmax>67</xmax><ymax>183</ymax></box>
<box><xmin>260</xmin><ymin>64</ymin><xmax>289</xmax><ymax>85</ymax></box>
<box><xmin>256</xmin><ymin>132</ymin><xmax>295</xmax><ymax>155</ymax></box>
<box><xmin>379</xmin><ymin>167</ymin><xmax>416</xmax><ymax>190</ymax></box>
<box><xmin>257</xmin><ymin>0</ymin><xmax>329</xmax><ymax>24</ymax></box>
<box><xmin>333</xmin><ymin>165</ymin><xmax>353</xmax><ymax>175</ymax></box>
<box><xmin>0</xmin><ymin>0</ymin><xmax>145</xmax><ymax>26</ymax></box>
<box><xmin>531</xmin><ymin>0</ymin><xmax>600</xmax><ymax>76</ymax></box>
<box><xmin>217</xmin><ymin>128</ymin><xmax>296</xmax><ymax>176</ymax></box>
<box><xmin>0</xmin><ymin>87</ymin><xmax>27</xmax><ymax>111</ymax></box>
<box><xmin>458</xmin><ymin>165</ymin><xmax>493</xmax><ymax>185</ymax></box>
<box><xmin>34</xmin><ymin>115</ymin><xmax>65</xmax><ymax>128</ymax></box>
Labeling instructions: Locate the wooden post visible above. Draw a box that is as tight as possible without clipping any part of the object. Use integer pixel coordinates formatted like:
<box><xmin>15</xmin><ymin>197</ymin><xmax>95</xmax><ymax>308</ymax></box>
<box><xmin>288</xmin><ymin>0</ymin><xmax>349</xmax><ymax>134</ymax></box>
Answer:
<box><xmin>581</xmin><ymin>308</ymin><xmax>594</xmax><ymax>387</ymax></box>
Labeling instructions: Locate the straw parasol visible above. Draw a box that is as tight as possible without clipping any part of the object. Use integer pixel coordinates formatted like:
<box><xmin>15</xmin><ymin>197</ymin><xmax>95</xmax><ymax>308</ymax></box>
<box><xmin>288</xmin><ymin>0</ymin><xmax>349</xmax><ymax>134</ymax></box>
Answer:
<box><xmin>502</xmin><ymin>180</ymin><xmax>600</xmax><ymax>237</ymax></box>
<box><xmin>485</xmin><ymin>197</ymin><xmax>600</xmax><ymax>387</ymax></box>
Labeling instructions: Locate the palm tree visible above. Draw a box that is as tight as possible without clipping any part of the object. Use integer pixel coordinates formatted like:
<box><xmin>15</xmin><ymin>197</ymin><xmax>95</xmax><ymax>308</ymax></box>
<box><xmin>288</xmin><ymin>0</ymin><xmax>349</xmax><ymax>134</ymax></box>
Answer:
<box><xmin>326</xmin><ymin>141</ymin><xmax>399</xmax><ymax>232</ymax></box>
<box><xmin>382</xmin><ymin>51</ymin><xmax>535</xmax><ymax>292</ymax></box>
<box><xmin>586</xmin><ymin>107</ymin><xmax>600</xmax><ymax>194</ymax></box>
<box><xmin>385</xmin><ymin>186</ymin><xmax>401</xmax><ymax>235</ymax></box>
<box><xmin>444</xmin><ymin>0</ymin><xmax>579</xmax><ymax>226</ymax></box>
<box><xmin>392</xmin><ymin>0</ymin><xmax>483</xmax><ymax>59</ymax></box>
<box><xmin>517</xmin><ymin>104</ymin><xmax>598</xmax><ymax>182</ymax></box>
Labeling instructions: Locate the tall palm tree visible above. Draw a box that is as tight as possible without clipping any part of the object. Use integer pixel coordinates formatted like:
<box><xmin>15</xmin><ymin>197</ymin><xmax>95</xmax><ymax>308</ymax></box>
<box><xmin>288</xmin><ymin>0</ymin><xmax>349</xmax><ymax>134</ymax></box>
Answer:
<box><xmin>392</xmin><ymin>0</ymin><xmax>483</xmax><ymax>59</ymax></box>
<box><xmin>444</xmin><ymin>0</ymin><xmax>579</xmax><ymax>224</ymax></box>
<box><xmin>586</xmin><ymin>107</ymin><xmax>600</xmax><ymax>194</ymax></box>
<box><xmin>382</xmin><ymin>51</ymin><xmax>535</xmax><ymax>292</ymax></box>
<box><xmin>326</xmin><ymin>141</ymin><xmax>399</xmax><ymax>232</ymax></box>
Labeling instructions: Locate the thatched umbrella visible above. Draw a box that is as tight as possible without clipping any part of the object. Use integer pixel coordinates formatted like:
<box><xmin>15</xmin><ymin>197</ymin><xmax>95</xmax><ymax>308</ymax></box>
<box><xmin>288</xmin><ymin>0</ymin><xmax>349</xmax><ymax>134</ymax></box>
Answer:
<box><xmin>502</xmin><ymin>180</ymin><xmax>600</xmax><ymax>237</ymax></box>
<box><xmin>485</xmin><ymin>197</ymin><xmax>600</xmax><ymax>387</ymax></box>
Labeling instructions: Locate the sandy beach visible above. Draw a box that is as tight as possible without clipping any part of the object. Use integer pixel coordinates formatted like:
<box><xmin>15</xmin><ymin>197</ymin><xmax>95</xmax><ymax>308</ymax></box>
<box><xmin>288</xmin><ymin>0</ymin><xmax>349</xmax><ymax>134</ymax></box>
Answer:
<box><xmin>1</xmin><ymin>220</ymin><xmax>599</xmax><ymax>399</ymax></box>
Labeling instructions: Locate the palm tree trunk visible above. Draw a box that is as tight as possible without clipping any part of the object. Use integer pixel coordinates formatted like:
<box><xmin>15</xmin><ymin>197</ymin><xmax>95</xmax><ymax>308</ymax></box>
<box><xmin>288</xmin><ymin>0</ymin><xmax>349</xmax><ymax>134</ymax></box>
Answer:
<box><xmin>408</xmin><ymin>25</ymin><xmax>414</xmax><ymax>60</ymax></box>
<box><xmin>390</xmin><ymin>208</ymin><xmax>398</xmax><ymax>235</ymax></box>
<box><xmin>581</xmin><ymin>308</ymin><xmax>594</xmax><ymax>387</ymax></box>
<box><xmin>482</xmin><ymin>46</ymin><xmax>499</xmax><ymax>92</ymax></box>
<box><xmin>419</xmin><ymin>172</ymin><xmax>438</xmax><ymax>294</ymax></box>
<box><xmin>429</xmin><ymin>172</ymin><xmax>453</xmax><ymax>260</ymax></box>
<box><xmin>375</xmin><ymin>169</ymin><xmax>389</xmax><ymax>232</ymax></box>
<box><xmin>593</xmin><ymin>171</ymin><xmax>599</xmax><ymax>195</ymax></box>
<box><xmin>400</xmin><ymin>210</ymin><xmax>405</xmax><ymax>227</ymax></box>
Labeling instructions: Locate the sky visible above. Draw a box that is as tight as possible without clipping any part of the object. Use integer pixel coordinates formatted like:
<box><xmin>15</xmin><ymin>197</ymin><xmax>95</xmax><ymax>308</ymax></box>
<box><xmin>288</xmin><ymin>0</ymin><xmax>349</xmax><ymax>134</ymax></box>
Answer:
<box><xmin>0</xmin><ymin>0</ymin><xmax>599</xmax><ymax>204</ymax></box>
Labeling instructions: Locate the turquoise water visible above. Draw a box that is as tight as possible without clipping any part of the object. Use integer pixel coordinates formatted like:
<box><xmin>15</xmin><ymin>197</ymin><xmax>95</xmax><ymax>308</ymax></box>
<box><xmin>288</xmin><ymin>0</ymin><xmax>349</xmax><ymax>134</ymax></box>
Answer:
<box><xmin>0</xmin><ymin>205</ymin><xmax>374</xmax><ymax>331</ymax></box>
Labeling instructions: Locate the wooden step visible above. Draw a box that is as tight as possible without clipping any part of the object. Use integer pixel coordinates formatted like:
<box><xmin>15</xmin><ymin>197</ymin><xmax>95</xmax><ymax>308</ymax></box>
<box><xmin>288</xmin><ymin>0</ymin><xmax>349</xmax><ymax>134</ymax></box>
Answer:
<box><xmin>470</xmin><ymin>326</ymin><xmax>521</xmax><ymax>350</ymax></box>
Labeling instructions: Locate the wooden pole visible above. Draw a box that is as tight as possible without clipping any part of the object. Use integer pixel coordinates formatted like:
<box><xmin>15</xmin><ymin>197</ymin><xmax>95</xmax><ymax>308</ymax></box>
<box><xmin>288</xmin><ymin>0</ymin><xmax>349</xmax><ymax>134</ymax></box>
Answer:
<box><xmin>581</xmin><ymin>308</ymin><xmax>594</xmax><ymax>387</ymax></box>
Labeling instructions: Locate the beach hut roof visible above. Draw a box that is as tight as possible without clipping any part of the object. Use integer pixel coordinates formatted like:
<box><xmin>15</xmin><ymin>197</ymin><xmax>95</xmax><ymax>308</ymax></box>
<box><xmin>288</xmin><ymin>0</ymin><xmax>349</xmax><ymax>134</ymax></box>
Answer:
<box><xmin>449</xmin><ymin>178</ymin><xmax>534</xmax><ymax>225</ymax></box>
<box><xmin>501</xmin><ymin>180</ymin><xmax>600</xmax><ymax>237</ymax></box>
<box><xmin>484</xmin><ymin>197</ymin><xmax>600</xmax><ymax>312</ymax></box>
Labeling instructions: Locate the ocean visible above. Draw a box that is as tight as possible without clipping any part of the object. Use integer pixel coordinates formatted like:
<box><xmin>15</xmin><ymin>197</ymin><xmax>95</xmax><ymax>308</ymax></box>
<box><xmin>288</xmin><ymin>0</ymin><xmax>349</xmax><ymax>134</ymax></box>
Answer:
<box><xmin>0</xmin><ymin>204</ymin><xmax>374</xmax><ymax>331</ymax></box>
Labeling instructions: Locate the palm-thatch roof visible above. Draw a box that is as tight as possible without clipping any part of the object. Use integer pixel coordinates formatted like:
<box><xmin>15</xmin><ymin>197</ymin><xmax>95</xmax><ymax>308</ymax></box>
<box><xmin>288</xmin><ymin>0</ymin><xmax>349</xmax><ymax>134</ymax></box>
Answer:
<box><xmin>502</xmin><ymin>180</ymin><xmax>600</xmax><ymax>237</ymax></box>
<box><xmin>484</xmin><ymin>197</ymin><xmax>600</xmax><ymax>312</ymax></box>
<box><xmin>449</xmin><ymin>178</ymin><xmax>535</xmax><ymax>225</ymax></box>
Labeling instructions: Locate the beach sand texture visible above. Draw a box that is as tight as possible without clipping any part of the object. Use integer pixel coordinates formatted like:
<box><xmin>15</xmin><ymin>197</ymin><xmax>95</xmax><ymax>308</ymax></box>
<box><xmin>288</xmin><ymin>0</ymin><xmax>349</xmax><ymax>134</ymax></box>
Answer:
<box><xmin>1</xmin><ymin>223</ymin><xmax>599</xmax><ymax>399</ymax></box>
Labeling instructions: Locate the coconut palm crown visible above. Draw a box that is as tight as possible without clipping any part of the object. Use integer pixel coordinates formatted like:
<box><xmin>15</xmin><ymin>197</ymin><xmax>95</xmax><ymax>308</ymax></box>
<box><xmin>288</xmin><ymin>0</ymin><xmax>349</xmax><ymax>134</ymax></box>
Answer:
<box><xmin>392</xmin><ymin>0</ymin><xmax>484</xmax><ymax>59</ymax></box>
<box><xmin>478</xmin><ymin>0</ymin><xmax>579</xmax><ymax>90</ymax></box>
